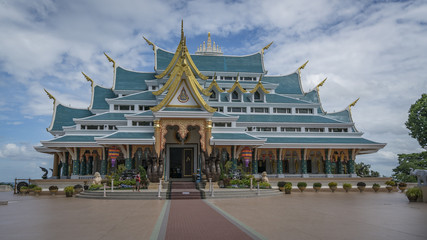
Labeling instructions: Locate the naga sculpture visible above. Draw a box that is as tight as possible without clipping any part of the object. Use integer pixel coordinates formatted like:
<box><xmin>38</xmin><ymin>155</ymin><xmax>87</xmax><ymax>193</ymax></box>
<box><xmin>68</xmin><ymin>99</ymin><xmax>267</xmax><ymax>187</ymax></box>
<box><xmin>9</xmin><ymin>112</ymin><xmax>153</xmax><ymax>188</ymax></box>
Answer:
<box><xmin>40</xmin><ymin>166</ymin><xmax>48</xmax><ymax>179</ymax></box>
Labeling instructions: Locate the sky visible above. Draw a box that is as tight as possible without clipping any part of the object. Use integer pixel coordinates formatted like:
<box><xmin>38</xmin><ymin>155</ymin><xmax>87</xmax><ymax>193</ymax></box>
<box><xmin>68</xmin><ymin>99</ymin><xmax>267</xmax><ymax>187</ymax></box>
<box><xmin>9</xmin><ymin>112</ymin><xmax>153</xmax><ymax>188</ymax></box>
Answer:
<box><xmin>0</xmin><ymin>0</ymin><xmax>426</xmax><ymax>182</ymax></box>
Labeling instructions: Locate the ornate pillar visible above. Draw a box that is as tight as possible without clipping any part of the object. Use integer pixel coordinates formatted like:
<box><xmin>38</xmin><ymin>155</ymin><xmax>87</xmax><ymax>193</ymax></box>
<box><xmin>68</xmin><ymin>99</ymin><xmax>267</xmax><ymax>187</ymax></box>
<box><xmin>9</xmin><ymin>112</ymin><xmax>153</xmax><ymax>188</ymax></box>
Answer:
<box><xmin>205</xmin><ymin>120</ymin><xmax>212</xmax><ymax>155</ymax></box>
<box><xmin>232</xmin><ymin>145</ymin><xmax>237</xmax><ymax>171</ymax></box>
<box><xmin>125</xmin><ymin>145</ymin><xmax>132</xmax><ymax>170</ymax></box>
<box><xmin>53</xmin><ymin>153</ymin><xmax>59</xmax><ymax>178</ymax></box>
<box><xmin>277</xmin><ymin>149</ymin><xmax>283</xmax><ymax>174</ymax></box>
<box><xmin>63</xmin><ymin>152</ymin><xmax>69</xmax><ymax>177</ymax></box>
<box><xmin>301</xmin><ymin>149</ymin><xmax>307</xmax><ymax>174</ymax></box>
<box><xmin>154</xmin><ymin>120</ymin><xmax>161</xmax><ymax>157</ymax></box>
<box><xmin>73</xmin><ymin>159</ymin><xmax>79</xmax><ymax>175</ymax></box>
<box><xmin>252</xmin><ymin>149</ymin><xmax>258</xmax><ymax>174</ymax></box>
<box><xmin>325</xmin><ymin>149</ymin><xmax>332</xmax><ymax>174</ymax></box>
<box><xmin>338</xmin><ymin>160</ymin><xmax>344</xmax><ymax>174</ymax></box>
<box><xmin>348</xmin><ymin>149</ymin><xmax>355</xmax><ymax>174</ymax></box>
<box><xmin>101</xmin><ymin>148</ymin><xmax>107</xmax><ymax>175</ymax></box>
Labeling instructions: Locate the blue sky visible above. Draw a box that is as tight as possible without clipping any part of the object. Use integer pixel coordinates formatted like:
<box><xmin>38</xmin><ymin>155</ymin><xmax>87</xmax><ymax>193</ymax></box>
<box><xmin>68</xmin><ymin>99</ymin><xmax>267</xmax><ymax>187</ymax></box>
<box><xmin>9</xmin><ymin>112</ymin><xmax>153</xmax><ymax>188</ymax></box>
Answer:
<box><xmin>0</xmin><ymin>0</ymin><xmax>426</xmax><ymax>181</ymax></box>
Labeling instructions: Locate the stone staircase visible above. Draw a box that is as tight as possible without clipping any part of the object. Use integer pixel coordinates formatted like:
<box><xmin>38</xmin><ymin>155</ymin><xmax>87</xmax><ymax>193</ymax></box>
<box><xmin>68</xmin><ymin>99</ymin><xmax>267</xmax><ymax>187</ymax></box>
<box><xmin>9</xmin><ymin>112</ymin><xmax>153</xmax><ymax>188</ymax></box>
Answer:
<box><xmin>167</xmin><ymin>181</ymin><xmax>205</xmax><ymax>200</ymax></box>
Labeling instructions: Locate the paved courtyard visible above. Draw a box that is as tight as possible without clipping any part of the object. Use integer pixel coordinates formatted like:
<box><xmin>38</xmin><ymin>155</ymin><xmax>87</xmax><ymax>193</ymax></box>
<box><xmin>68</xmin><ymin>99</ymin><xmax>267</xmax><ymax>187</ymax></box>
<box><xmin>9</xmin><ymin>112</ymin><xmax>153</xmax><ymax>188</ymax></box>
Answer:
<box><xmin>0</xmin><ymin>191</ymin><xmax>426</xmax><ymax>240</ymax></box>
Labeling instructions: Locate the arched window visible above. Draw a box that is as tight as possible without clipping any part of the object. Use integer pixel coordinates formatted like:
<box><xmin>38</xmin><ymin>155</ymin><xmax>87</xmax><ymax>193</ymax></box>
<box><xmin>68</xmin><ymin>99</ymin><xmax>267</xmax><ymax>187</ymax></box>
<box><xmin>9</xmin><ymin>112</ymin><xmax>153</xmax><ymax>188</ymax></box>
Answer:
<box><xmin>232</xmin><ymin>90</ymin><xmax>239</xmax><ymax>100</ymax></box>
<box><xmin>254</xmin><ymin>91</ymin><xmax>261</xmax><ymax>101</ymax></box>
<box><xmin>209</xmin><ymin>91</ymin><xmax>217</xmax><ymax>100</ymax></box>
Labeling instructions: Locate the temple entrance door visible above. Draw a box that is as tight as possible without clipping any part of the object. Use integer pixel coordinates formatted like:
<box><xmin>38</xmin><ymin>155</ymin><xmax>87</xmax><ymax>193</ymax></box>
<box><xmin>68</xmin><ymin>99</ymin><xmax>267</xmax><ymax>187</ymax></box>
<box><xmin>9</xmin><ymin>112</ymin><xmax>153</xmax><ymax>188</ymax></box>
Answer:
<box><xmin>167</xmin><ymin>144</ymin><xmax>197</xmax><ymax>180</ymax></box>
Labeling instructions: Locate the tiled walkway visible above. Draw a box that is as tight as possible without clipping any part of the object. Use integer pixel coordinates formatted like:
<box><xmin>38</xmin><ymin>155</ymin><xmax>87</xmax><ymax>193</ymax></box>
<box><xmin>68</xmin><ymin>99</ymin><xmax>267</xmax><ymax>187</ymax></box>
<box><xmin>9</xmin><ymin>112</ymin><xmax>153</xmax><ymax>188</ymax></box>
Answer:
<box><xmin>161</xmin><ymin>199</ymin><xmax>258</xmax><ymax>240</ymax></box>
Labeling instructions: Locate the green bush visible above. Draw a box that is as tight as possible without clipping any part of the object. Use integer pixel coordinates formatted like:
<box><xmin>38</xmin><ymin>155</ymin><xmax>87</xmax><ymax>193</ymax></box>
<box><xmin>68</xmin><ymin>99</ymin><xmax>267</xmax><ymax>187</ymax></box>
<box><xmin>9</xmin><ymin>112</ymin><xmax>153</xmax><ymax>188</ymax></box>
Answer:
<box><xmin>277</xmin><ymin>181</ymin><xmax>286</xmax><ymax>187</ymax></box>
<box><xmin>385</xmin><ymin>180</ymin><xmax>396</xmax><ymax>186</ymax></box>
<box><xmin>398</xmin><ymin>182</ymin><xmax>407</xmax><ymax>187</ymax></box>
<box><xmin>89</xmin><ymin>184</ymin><xmax>103</xmax><ymax>190</ymax></box>
<box><xmin>259</xmin><ymin>182</ymin><xmax>271</xmax><ymax>189</ymax></box>
<box><xmin>406</xmin><ymin>187</ymin><xmax>422</xmax><ymax>198</ymax></box>
<box><xmin>357</xmin><ymin>182</ymin><xmax>366</xmax><ymax>187</ymax></box>
<box><xmin>343</xmin><ymin>183</ymin><xmax>352</xmax><ymax>188</ymax></box>
<box><xmin>313</xmin><ymin>182</ymin><xmax>322</xmax><ymax>188</ymax></box>
<box><xmin>28</xmin><ymin>184</ymin><xmax>37</xmax><ymax>189</ymax></box>
<box><xmin>297</xmin><ymin>182</ymin><xmax>307</xmax><ymax>188</ymax></box>
<box><xmin>373</xmin><ymin>183</ymin><xmax>380</xmax><ymax>187</ymax></box>
<box><xmin>64</xmin><ymin>186</ymin><xmax>74</xmax><ymax>193</ymax></box>
<box><xmin>328</xmin><ymin>182</ymin><xmax>337</xmax><ymax>187</ymax></box>
<box><xmin>284</xmin><ymin>182</ymin><xmax>292</xmax><ymax>190</ymax></box>
<box><xmin>20</xmin><ymin>186</ymin><xmax>28</xmax><ymax>190</ymax></box>
<box><xmin>49</xmin><ymin>186</ymin><xmax>58</xmax><ymax>191</ymax></box>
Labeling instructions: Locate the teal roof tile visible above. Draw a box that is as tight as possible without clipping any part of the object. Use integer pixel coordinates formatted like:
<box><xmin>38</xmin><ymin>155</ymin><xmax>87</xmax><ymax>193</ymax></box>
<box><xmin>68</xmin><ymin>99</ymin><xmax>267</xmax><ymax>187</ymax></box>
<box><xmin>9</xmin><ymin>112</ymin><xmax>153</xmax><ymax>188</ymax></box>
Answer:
<box><xmin>264</xmin><ymin>73</ymin><xmax>303</xmax><ymax>95</ymax></box>
<box><xmin>51</xmin><ymin>105</ymin><xmax>93</xmax><ymax>131</ymax></box>
<box><xmin>266</xmin><ymin>137</ymin><xmax>380</xmax><ymax>144</ymax></box>
<box><xmin>50</xmin><ymin>135</ymin><xmax>95</xmax><ymax>142</ymax></box>
<box><xmin>81</xmin><ymin>113</ymin><xmax>126</xmax><ymax>121</ymax></box>
<box><xmin>116</xmin><ymin>91</ymin><xmax>156</xmax><ymax>101</ymax></box>
<box><xmin>157</xmin><ymin>49</ymin><xmax>264</xmax><ymax>73</ymax></box>
<box><xmin>92</xmin><ymin>86</ymin><xmax>117</xmax><ymax>109</ymax></box>
<box><xmin>133</xmin><ymin>111</ymin><xmax>154</xmax><ymax>116</ymax></box>
<box><xmin>300</xmin><ymin>90</ymin><xmax>319</xmax><ymax>103</ymax></box>
<box><xmin>212</xmin><ymin>133</ymin><xmax>260</xmax><ymax>140</ymax></box>
<box><xmin>104</xmin><ymin>132</ymin><xmax>154</xmax><ymax>139</ymax></box>
<box><xmin>326</xmin><ymin>110</ymin><xmax>352</xmax><ymax>123</ymax></box>
<box><xmin>266</xmin><ymin>94</ymin><xmax>309</xmax><ymax>104</ymax></box>
<box><xmin>114</xmin><ymin>67</ymin><xmax>156</xmax><ymax>91</ymax></box>
<box><xmin>234</xmin><ymin>114</ymin><xmax>341</xmax><ymax>123</ymax></box>
<box><xmin>220</xmin><ymin>93</ymin><xmax>228</xmax><ymax>102</ymax></box>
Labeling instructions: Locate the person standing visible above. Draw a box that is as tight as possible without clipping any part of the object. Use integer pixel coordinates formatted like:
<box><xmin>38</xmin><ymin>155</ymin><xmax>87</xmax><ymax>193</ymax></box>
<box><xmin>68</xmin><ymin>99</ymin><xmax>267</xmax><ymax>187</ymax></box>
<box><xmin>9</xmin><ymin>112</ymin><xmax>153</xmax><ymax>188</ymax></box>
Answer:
<box><xmin>135</xmin><ymin>172</ymin><xmax>141</xmax><ymax>192</ymax></box>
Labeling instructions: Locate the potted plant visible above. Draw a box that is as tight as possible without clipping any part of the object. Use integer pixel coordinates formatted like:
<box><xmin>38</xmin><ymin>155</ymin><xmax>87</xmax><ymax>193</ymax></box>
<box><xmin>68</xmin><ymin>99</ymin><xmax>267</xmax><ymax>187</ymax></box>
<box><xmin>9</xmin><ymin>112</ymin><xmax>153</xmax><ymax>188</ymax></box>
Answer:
<box><xmin>28</xmin><ymin>184</ymin><xmax>37</xmax><ymax>194</ymax></box>
<box><xmin>49</xmin><ymin>186</ymin><xmax>58</xmax><ymax>195</ymax></box>
<box><xmin>357</xmin><ymin>182</ymin><xmax>366</xmax><ymax>192</ymax></box>
<box><xmin>343</xmin><ymin>183</ymin><xmax>352</xmax><ymax>192</ymax></box>
<box><xmin>33</xmin><ymin>186</ymin><xmax>42</xmax><ymax>196</ymax></box>
<box><xmin>398</xmin><ymin>182</ymin><xmax>407</xmax><ymax>192</ymax></box>
<box><xmin>64</xmin><ymin>186</ymin><xmax>74</xmax><ymax>197</ymax></box>
<box><xmin>297</xmin><ymin>182</ymin><xmax>307</xmax><ymax>192</ymax></box>
<box><xmin>328</xmin><ymin>182</ymin><xmax>338</xmax><ymax>192</ymax></box>
<box><xmin>406</xmin><ymin>187</ymin><xmax>422</xmax><ymax>202</ymax></box>
<box><xmin>385</xmin><ymin>180</ymin><xmax>396</xmax><ymax>192</ymax></box>
<box><xmin>372</xmin><ymin>183</ymin><xmax>380</xmax><ymax>192</ymax></box>
<box><xmin>20</xmin><ymin>186</ymin><xmax>28</xmax><ymax>194</ymax></box>
<box><xmin>313</xmin><ymin>182</ymin><xmax>322</xmax><ymax>192</ymax></box>
<box><xmin>284</xmin><ymin>182</ymin><xmax>292</xmax><ymax>194</ymax></box>
<box><xmin>74</xmin><ymin>184</ymin><xmax>83</xmax><ymax>194</ymax></box>
<box><xmin>277</xmin><ymin>181</ymin><xmax>286</xmax><ymax>192</ymax></box>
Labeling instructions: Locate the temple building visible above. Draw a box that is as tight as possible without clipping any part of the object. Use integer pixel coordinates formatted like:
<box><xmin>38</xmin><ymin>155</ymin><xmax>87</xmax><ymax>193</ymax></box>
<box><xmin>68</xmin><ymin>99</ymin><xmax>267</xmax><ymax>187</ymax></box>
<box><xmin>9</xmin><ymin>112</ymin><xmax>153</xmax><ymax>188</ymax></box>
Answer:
<box><xmin>34</xmin><ymin>24</ymin><xmax>386</xmax><ymax>181</ymax></box>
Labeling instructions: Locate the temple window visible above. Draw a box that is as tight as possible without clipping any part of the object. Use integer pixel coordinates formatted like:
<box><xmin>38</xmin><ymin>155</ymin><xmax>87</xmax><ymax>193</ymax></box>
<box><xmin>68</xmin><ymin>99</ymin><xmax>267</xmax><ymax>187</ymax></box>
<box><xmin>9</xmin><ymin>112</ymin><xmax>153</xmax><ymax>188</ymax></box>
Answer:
<box><xmin>254</xmin><ymin>91</ymin><xmax>262</xmax><ymax>102</ymax></box>
<box><xmin>228</xmin><ymin>107</ymin><xmax>247</xmax><ymax>113</ymax></box>
<box><xmin>305</xmin><ymin>128</ymin><xmax>325</xmax><ymax>132</ymax></box>
<box><xmin>114</xmin><ymin>105</ymin><xmax>134</xmax><ymax>111</ymax></box>
<box><xmin>213</xmin><ymin>122</ymin><xmax>231</xmax><ymax>127</ymax></box>
<box><xmin>232</xmin><ymin>91</ymin><xmax>239</xmax><ymax>100</ymax></box>
<box><xmin>243</xmin><ymin>77</ymin><xmax>256</xmax><ymax>81</ymax></box>
<box><xmin>296</xmin><ymin>108</ymin><xmax>313</xmax><ymax>114</ymax></box>
<box><xmin>251</xmin><ymin>107</ymin><xmax>269</xmax><ymax>113</ymax></box>
<box><xmin>138</xmin><ymin>105</ymin><xmax>153</xmax><ymax>111</ymax></box>
<box><xmin>209</xmin><ymin>91</ymin><xmax>218</xmax><ymax>101</ymax></box>
<box><xmin>132</xmin><ymin>121</ymin><xmax>152</xmax><ymax>126</ymax></box>
<box><xmin>281</xmin><ymin>127</ymin><xmax>301</xmax><ymax>132</ymax></box>
<box><xmin>217</xmin><ymin>107</ymin><xmax>224</xmax><ymax>112</ymax></box>
<box><xmin>274</xmin><ymin>108</ymin><xmax>292</xmax><ymax>114</ymax></box>
<box><xmin>246</xmin><ymin>127</ymin><xmax>253</xmax><ymax>131</ymax></box>
<box><xmin>256</xmin><ymin>127</ymin><xmax>277</xmax><ymax>132</ymax></box>
<box><xmin>329</xmin><ymin>128</ymin><xmax>348</xmax><ymax>132</ymax></box>
<box><xmin>108</xmin><ymin>125</ymin><xmax>117</xmax><ymax>130</ymax></box>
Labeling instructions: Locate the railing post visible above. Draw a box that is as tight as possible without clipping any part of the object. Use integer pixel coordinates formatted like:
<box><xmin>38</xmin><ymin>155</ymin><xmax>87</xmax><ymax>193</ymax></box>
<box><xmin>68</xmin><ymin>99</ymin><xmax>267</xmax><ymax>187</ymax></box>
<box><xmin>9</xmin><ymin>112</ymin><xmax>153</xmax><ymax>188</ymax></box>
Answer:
<box><xmin>257</xmin><ymin>182</ymin><xmax>260</xmax><ymax>196</ymax></box>
<box><xmin>111</xmin><ymin>179</ymin><xmax>114</xmax><ymax>192</ymax></box>
<box><xmin>103</xmin><ymin>183</ymin><xmax>106</xmax><ymax>198</ymax></box>
<box><xmin>250</xmin><ymin>178</ymin><xmax>253</xmax><ymax>191</ymax></box>
<box><xmin>209</xmin><ymin>178</ymin><xmax>212</xmax><ymax>194</ymax></box>
<box><xmin>158</xmin><ymin>178</ymin><xmax>162</xmax><ymax>198</ymax></box>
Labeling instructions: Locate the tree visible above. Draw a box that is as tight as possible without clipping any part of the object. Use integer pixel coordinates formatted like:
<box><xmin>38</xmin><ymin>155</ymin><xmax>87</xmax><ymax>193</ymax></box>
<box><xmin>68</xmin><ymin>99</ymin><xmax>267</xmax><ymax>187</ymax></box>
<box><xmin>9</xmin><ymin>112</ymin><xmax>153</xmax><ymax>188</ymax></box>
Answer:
<box><xmin>355</xmin><ymin>162</ymin><xmax>380</xmax><ymax>177</ymax></box>
<box><xmin>405</xmin><ymin>93</ymin><xmax>427</xmax><ymax>148</ymax></box>
<box><xmin>392</xmin><ymin>152</ymin><xmax>427</xmax><ymax>182</ymax></box>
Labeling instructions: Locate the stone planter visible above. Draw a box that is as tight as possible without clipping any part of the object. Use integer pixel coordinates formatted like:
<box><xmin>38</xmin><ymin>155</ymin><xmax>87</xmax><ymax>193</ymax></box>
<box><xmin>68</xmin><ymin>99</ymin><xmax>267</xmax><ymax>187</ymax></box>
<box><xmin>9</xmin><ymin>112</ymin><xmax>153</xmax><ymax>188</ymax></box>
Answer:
<box><xmin>74</xmin><ymin>187</ymin><xmax>83</xmax><ymax>194</ymax></box>
<box><xmin>344</xmin><ymin>187</ymin><xmax>351</xmax><ymax>192</ymax></box>
<box><xmin>284</xmin><ymin>188</ymin><xmax>291</xmax><ymax>194</ymax></box>
<box><xmin>313</xmin><ymin>186</ymin><xmax>321</xmax><ymax>192</ymax></box>
<box><xmin>372</xmin><ymin>186</ymin><xmax>380</xmax><ymax>192</ymax></box>
<box><xmin>279</xmin><ymin>187</ymin><xmax>285</xmax><ymax>192</ymax></box>
<box><xmin>34</xmin><ymin>190</ymin><xmax>41</xmax><ymax>196</ymax></box>
<box><xmin>65</xmin><ymin>192</ymin><xmax>73</xmax><ymax>197</ymax></box>
<box><xmin>357</xmin><ymin>186</ymin><xmax>365</xmax><ymax>193</ymax></box>
<box><xmin>329</xmin><ymin>186</ymin><xmax>337</xmax><ymax>192</ymax></box>
<box><xmin>398</xmin><ymin>186</ymin><xmax>407</xmax><ymax>193</ymax></box>
<box><xmin>386</xmin><ymin>186</ymin><xmax>393</xmax><ymax>192</ymax></box>
<box><xmin>298</xmin><ymin>186</ymin><xmax>306</xmax><ymax>192</ymax></box>
<box><xmin>20</xmin><ymin>188</ymin><xmax>28</xmax><ymax>194</ymax></box>
<box><xmin>49</xmin><ymin>190</ymin><xmax>58</xmax><ymax>196</ymax></box>
<box><xmin>407</xmin><ymin>195</ymin><xmax>418</xmax><ymax>202</ymax></box>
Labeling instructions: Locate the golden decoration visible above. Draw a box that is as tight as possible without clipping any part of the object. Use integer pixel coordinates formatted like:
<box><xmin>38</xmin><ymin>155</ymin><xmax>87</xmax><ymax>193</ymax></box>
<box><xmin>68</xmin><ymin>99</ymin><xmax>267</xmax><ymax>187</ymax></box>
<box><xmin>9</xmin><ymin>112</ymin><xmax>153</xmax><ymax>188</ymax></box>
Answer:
<box><xmin>143</xmin><ymin>36</ymin><xmax>156</xmax><ymax>51</ymax></box>
<box><xmin>104</xmin><ymin>52</ymin><xmax>116</xmax><ymax>68</ymax></box>
<box><xmin>349</xmin><ymin>98</ymin><xmax>360</xmax><ymax>109</ymax></box>
<box><xmin>261</xmin><ymin>41</ymin><xmax>273</xmax><ymax>55</ymax></box>
<box><xmin>227</xmin><ymin>78</ymin><xmax>247</xmax><ymax>93</ymax></box>
<box><xmin>160</xmin><ymin>119</ymin><xmax>206</xmax><ymax>152</ymax></box>
<box><xmin>316</xmin><ymin>78</ymin><xmax>327</xmax><ymax>89</ymax></box>
<box><xmin>82</xmin><ymin>72</ymin><xmax>94</xmax><ymax>87</ymax></box>
<box><xmin>44</xmin><ymin>89</ymin><xmax>56</xmax><ymax>103</ymax></box>
<box><xmin>205</xmin><ymin>78</ymin><xmax>225</xmax><ymax>93</ymax></box>
<box><xmin>249</xmin><ymin>74</ymin><xmax>270</xmax><ymax>94</ymax></box>
<box><xmin>297</xmin><ymin>60</ymin><xmax>309</xmax><ymax>72</ymax></box>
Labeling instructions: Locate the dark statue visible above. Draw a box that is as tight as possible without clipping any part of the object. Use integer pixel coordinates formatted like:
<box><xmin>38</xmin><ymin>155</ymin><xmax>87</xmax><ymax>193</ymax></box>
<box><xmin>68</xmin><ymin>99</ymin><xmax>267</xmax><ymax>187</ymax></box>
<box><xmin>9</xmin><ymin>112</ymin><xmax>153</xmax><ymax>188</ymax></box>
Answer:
<box><xmin>40</xmin><ymin>166</ymin><xmax>48</xmax><ymax>179</ymax></box>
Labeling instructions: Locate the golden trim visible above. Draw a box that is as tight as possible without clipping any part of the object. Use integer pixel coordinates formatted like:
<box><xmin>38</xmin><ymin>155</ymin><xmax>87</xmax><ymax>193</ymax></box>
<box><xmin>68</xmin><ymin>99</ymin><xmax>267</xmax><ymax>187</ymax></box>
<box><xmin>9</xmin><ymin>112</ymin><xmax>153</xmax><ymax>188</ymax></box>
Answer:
<box><xmin>349</xmin><ymin>98</ymin><xmax>360</xmax><ymax>109</ymax></box>
<box><xmin>227</xmin><ymin>80</ymin><xmax>247</xmax><ymax>93</ymax></box>
<box><xmin>143</xmin><ymin>36</ymin><xmax>156</xmax><ymax>51</ymax></box>
<box><xmin>297</xmin><ymin>60</ymin><xmax>309</xmax><ymax>72</ymax></box>
<box><xmin>155</xmin><ymin>43</ymin><xmax>182</xmax><ymax>79</ymax></box>
<box><xmin>153</xmin><ymin>67</ymin><xmax>182</xmax><ymax>95</ymax></box>
<box><xmin>205</xmin><ymin>79</ymin><xmax>225</xmax><ymax>93</ymax></box>
<box><xmin>316</xmin><ymin>78</ymin><xmax>327</xmax><ymax>89</ymax></box>
<box><xmin>104</xmin><ymin>52</ymin><xmax>116</xmax><ymax>69</ymax></box>
<box><xmin>261</xmin><ymin>41</ymin><xmax>273</xmax><ymax>55</ymax></box>
<box><xmin>44</xmin><ymin>89</ymin><xmax>56</xmax><ymax>103</ymax></box>
<box><xmin>82</xmin><ymin>72</ymin><xmax>94</xmax><ymax>88</ymax></box>
<box><xmin>249</xmin><ymin>75</ymin><xmax>270</xmax><ymax>94</ymax></box>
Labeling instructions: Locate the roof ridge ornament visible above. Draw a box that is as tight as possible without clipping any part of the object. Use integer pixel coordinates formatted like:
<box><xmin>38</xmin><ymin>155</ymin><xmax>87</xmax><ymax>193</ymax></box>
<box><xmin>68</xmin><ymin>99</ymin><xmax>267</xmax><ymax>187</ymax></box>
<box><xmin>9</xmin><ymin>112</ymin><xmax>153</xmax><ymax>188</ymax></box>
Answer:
<box><xmin>261</xmin><ymin>41</ymin><xmax>273</xmax><ymax>55</ymax></box>
<box><xmin>250</xmin><ymin>74</ymin><xmax>270</xmax><ymax>94</ymax></box>
<box><xmin>316</xmin><ymin>78</ymin><xmax>327</xmax><ymax>90</ymax></box>
<box><xmin>143</xmin><ymin>36</ymin><xmax>156</xmax><ymax>51</ymax></box>
<box><xmin>195</xmin><ymin>32</ymin><xmax>223</xmax><ymax>55</ymax></box>
<box><xmin>349</xmin><ymin>98</ymin><xmax>360</xmax><ymax>110</ymax></box>
<box><xmin>104</xmin><ymin>52</ymin><xmax>116</xmax><ymax>69</ymax></box>
<box><xmin>44</xmin><ymin>89</ymin><xmax>56</xmax><ymax>104</ymax></box>
<box><xmin>297</xmin><ymin>60</ymin><xmax>309</xmax><ymax>73</ymax></box>
<box><xmin>82</xmin><ymin>72</ymin><xmax>94</xmax><ymax>88</ymax></box>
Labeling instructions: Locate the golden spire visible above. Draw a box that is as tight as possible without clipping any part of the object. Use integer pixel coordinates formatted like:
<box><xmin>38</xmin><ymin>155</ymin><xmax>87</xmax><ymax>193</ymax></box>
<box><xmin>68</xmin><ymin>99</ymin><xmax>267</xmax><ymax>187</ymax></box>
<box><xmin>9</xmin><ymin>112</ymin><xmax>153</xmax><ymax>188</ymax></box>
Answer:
<box><xmin>44</xmin><ymin>89</ymin><xmax>56</xmax><ymax>103</ymax></box>
<box><xmin>143</xmin><ymin>36</ymin><xmax>156</xmax><ymax>51</ymax></box>
<box><xmin>297</xmin><ymin>60</ymin><xmax>309</xmax><ymax>72</ymax></box>
<box><xmin>82</xmin><ymin>72</ymin><xmax>94</xmax><ymax>87</ymax></box>
<box><xmin>349</xmin><ymin>98</ymin><xmax>360</xmax><ymax>109</ymax></box>
<box><xmin>261</xmin><ymin>41</ymin><xmax>273</xmax><ymax>55</ymax></box>
<box><xmin>316</xmin><ymin>78</ymin><xmax>327</xmax><ymax>89</ymax></box>
<box><xmin>104</xmin><ymin>52</ymin><xmax>116</xmax><ymax>68</ymax></box>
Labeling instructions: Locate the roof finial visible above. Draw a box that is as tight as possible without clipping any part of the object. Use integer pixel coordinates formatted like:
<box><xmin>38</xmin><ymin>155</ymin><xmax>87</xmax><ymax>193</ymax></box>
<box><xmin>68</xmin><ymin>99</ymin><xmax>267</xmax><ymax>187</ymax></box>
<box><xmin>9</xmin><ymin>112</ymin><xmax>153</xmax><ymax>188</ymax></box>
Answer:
<box><xmin>104</xmin><ymin>52</ymin><xmax>116</xmax><ymax>68</ymax></box>
<box><xmin>349</xmin><ymin>98</ymin><xmax>360</xmax><ymax>109</ymax></box>
<box><xmin>298</xmin><ymin>60</ymin><xmax>309</xmax><ymax>72</ymax></box>
<box><xmin>44</xmin><ymin>89</ymin><xmax>56</xmax><ymax>103</ymax></box>
<box><xmin>142</xmin><ymin>36</ymin><xmax>156</xmax><ymax>51</ymax></box>
<box><xmin>258</xmin><ymin>74</ymin><xmax>263</xmax><ymax>83</ymax></box>
<box><xmin>261</xmin><ymin>41</ymin><xmax>273</xmax><ymax>55</ymax></box>
<box><xmin>316</xmin><ymin>78</ymin><xmax>327</xmax><ymax>89</ymax></box>
<box><xmin>82</xmin><ymin>72</ymin><xmax>94</xmax><ymax>87</ymax></box>
<box><xmin>181</xmin><ymin>19</ymin><xmax>184</xmax><ymax>43</ymax></box>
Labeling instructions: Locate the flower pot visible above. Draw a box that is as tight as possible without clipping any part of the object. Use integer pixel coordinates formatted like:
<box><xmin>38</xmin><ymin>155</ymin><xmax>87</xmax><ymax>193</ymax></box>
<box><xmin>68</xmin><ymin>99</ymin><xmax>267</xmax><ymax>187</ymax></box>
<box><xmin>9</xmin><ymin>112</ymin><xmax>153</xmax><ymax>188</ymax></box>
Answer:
<box><xmin>372</xmin><ymin>186</ymin><xmax>380</xmax><ymax>192</ymax></box>
<box><xmin>284</xmin><ymin>189</ymin><xmax>291</xmax><ymax>194</ymax></box>
<box><xmin>20</xmin><ymin>189</ymin><xmax>28</xmax><ymax>194</ymax></box>
<box><xmin>279</xmin><ymin>187</ymin><xmax>285</xmax><ymax>192</ymax></box>
<box><xmin>298</xmin><ymin>186</ymin><xmax>306</xmax><ymax>192</ymax></box>
<box><xmin>407</xmin><ymin>195</ymin><xmax>418</xmax><ymax>202</ymax></box>
<box><xmin>398</xmin><ymin>186</ymin><xmax>407</xmax><ymax>193</ymax></box>
<box><xmin>34</xmin><ymin>190</ymin><xmax>41</xmax><ymax>196</ymax></box>
<box><xmin>74</xmin><ymin>187</ymin><xmax>83</xmax><ymax>194</ymax></box>
<box><xmin>65</xmin><ymin>192</ymin><xmax>73</xmax><ymax>197</ymax></box>
<box><xmin>329</xmin><ymin>186</ymin><xmax>337</xmax><ymax>192</ymax></box>
<box><xmin>313</xmin><ymin>186</ymin><xmax>321</xmax><ymax>192</ymax></box>
<box><xmin>49</xmin><ymin>190</ymin><xmax>58</xmax><ymax>196</ymax></box>
<box><xmin>357</xmin><ymin>186</ymin><xmax>365</xmax><ymax>193</ymax></box>
<box><xmin>344</xmin><ymin>187</ymin><xmax>351</xmax><ymax>192</ymax></box>
<box><xmin>386</xmin><ymin>186</ymin><xmax>393</xmax><ymax>193</ymax></box>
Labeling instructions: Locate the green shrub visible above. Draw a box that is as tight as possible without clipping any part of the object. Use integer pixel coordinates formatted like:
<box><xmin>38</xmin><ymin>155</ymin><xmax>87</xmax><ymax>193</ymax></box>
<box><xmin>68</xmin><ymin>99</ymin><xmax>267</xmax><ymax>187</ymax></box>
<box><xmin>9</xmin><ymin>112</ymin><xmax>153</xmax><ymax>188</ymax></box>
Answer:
<box><xmin>357</xmin><ymin>182</ymin><xmax>366</xmax><ymax>187</ymax></box>
<box><xmin>343</xmin><ymin>183</ymin><xmax>352</xmax><ymax>188</ymax></box>
<box><xmin>313</xmin><ymin>182</ymin><xmax>322</xmax><ymax>188</ymax></box>
<box><xmin>328</xmin><ymin>182</ymin><xmax>337</xmax><ymax>187</ymax></box>
<box><xmin>284</xmin><ymin>182</ymin><xmax>292</xmax><ymax>190</ymax></box>
<box><xmin>373</xmin><ymin>183</ymin><xmax>380</xmax><ymax>187</ymax></box>
<box><xmin>277</xmin><ymin>181</ymin><xmax>286</xmax><ymax>187</ymax></box>
<box><xmin>406</xmin><ymin>187</ymin><xmax>422</xmax><ymax>198</ymax></box>
<box><xmin>398</xmin><ymin>182</ymin><xmax>407</xmax><ymax>187</ymax></box>
<box><xmin>64</xmin><ymin>186</ymin><xmax>74</xmax><ymax>193</ymax></box>
<box><xmin>89</xmin><ymin>184</ymin><xmax>103</xmax><ymax>190</ymax></box>
<box><xmin>49</xmin><ymin>186</ymin><xmax>58</xmax><ymax>191</ymax></box>
<box><xmin>33</xmin><ymin>186</ymin><xmax>42</xmax><ymax>191</ymax></box>
<box><xmin>28</xmin><ymin>184</ymin><xmax>37</xmax><ymax>189</ymax></box>
<box><xmin>20</xmin><ymin>186</ymin><xmax>28</xmax><ymax>190</ymax></box>
<box><xmin>259</xmin><ymin>182</ymin><xmax>271</xmax><ymax>189</ymax></box>
<box><xmin>385</xmin><ymin>180</ymin><xmax>396</xmax><ymax>186</ymax></box>
<box><xmin>297</xmin><ymin>182</ymin><xmax>307</xmax><ymax>188</ymax></box>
